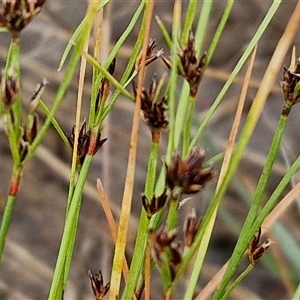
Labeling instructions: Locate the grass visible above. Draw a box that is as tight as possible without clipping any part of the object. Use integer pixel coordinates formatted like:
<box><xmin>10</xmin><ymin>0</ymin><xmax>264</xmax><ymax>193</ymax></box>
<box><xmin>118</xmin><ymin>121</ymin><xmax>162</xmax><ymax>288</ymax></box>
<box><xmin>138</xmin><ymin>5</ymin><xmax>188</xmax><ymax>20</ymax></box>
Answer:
<box><xmin>1</xmin><ymin>0</ymin><xmax>300</xmax><ymax>299</ymax></box>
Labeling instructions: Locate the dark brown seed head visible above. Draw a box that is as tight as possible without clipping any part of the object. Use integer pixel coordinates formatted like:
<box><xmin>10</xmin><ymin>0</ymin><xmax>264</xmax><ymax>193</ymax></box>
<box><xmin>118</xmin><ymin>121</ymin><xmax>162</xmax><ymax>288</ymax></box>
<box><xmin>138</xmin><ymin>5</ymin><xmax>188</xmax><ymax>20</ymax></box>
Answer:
<box><xmin>149</xmin><ymin>224</ymin><xmax>177</xmax><ymax>253</ymax></box>
<box><xmin>24</xmin><ymin>113</ymin><xmax>39</xmax><ymax>144</ymax></box>
<box><xmin>67</xmin><ymin>120</ymin><xmax>90</xmax><ymax>165</ymax></box>
<box><xmin>0</xmin><ymin>0</ymin><xmax>46</xmax><ymax>37</ymax></box>
<box><xmin>135</xmin><ymin>39</ymin><xmax>163</xmax><ymax>72</ymax></box>
<box><xmin>133</xmin><ymin>75</ymin><xmax>168</xmax><ymax>132</ymax></box>
<box><xmin>67</xmin><ymin>121</ymin><xmax>107</xmax><ymax>165</ymax></box>
<box><xmin>183</xmin><ymin>208</ymin><xmax>201</xmax><ymax>247</ymax></box>
<box><xmin>161</xmin><ymin>32</ymin><xmax>206</xmax><ymax>97</ymax></box>
<box><xmin>169</xmin><ymin>241</ymin><xmax>182</xmax><ymax>277</ymax></box>
<box><xmin>179</xmin><ymin>32</ymin><xmax>206</xmax><ymax>97</ymax></box>
<box><xmin>1</xmin><ymin>72</ymin><xmax>19</xmax><ymax>110</ymax></box>
<box><xmin>149</xmin><ymin>224</ymin><xmax>178</xmax><ymax>267</ymax></box>
<box><xmin>95</xmin><ymin>58</ymin><xmax>116</xmax><ymax>112</ymax></box>
<box><xmin>29</xmin><ymin>78</ymin><xmax>48</xmax><ymax>113</ymax></box>
<box><xmin>248</xmin><ymin>228</ymin><xmax>274</xmax><ymax>266</ymax></box>
<box><xmin>88</xmin><ymin>269</ymin><xmax>110</xmax><ymax>300</ymax></box>
<box><xmin>281</xmin><ymin>47</ymin><xmax>300</xmax><ymax>105</ymax></box>
<box><xmin>166</xmin><ymin>147</ymin><xmax>214</xmax><ymax>194</ymax></box>
<box><xmin>142</xmin><ymin>189</ymin><xmax>168</xmax><ymax>219</ymax></box>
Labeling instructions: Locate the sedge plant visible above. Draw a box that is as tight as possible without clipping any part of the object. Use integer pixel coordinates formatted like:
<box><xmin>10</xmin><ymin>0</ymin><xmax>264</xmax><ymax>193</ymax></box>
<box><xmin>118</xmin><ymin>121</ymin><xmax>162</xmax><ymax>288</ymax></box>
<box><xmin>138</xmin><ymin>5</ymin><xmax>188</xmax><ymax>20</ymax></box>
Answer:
<box><xmin>1</xmin><ymin>0</ymin><xmax>300</xmax><ymax>299</ymax></box>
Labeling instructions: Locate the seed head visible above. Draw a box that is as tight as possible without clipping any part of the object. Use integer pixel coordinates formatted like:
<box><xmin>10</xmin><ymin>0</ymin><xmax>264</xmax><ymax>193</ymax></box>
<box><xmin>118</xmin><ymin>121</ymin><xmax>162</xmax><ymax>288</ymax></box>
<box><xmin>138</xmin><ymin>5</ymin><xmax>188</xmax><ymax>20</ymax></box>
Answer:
<box><xmin>29</xmin><ymin>78</ymin><xmax>48</xmax><ymax>113</ymax></box>
<box><xmin>0</xmin><ymin>0</ymin><xmax>46</xmax><ymax>37</ymax></box>
<box><xmin>166</xmin><ymin>147</ymin><xmax>214</xmax><ymax>194</ymax></box>
<box><xmin>149</xmin><ymin>224</ymin><xmax>178</xmax><ymax>266</ymax></box>
<box><xmin>88</xmin><ymin>269</ymin><xmax>110</xmax><ymax>300</ymax></box>
<box><xmin>179</xmin><ymin>32</ymin><xmax>206</xmax><ymax>96</ymax></box>
<box><xmin>281</xmin><ymin>47</ymin><xmax>300</xmax><ymax>105</ymax></box>
<box><xmin>67</xmin><ymin>120</ymin><xmax>107</xmax><ymax>165</ymax></box>
<box><xmin>183</xmin><ymin>208</ymin><xmax>201</xmax><ymax>247</ymax></box>
<box><xmin>161</xmin><ymin>32</ymin><xmax>206</xmax><ymax>97</ymax></box>
<box><xmin>169</xmin><ymin>241</ymin><xmax>182</xmax><ymax>277</ymax></box>
<box><xmin>142</xmin><ymin>189</ymin><xmax>168</xmax><ymax>219</ymax></box>
<box><xmin>0</xmin><ymin>71</ymin><xmax>19</xmax><ymax>110</ymax></box>
<box><xmin>248</xmin><ymin>228</ymin><xmax>274</xmax><ymax>266</ymax></box>
<box><xmin>24</xmin><ymin>113</ymin><xmax>38</xmax><ymax>144</ymax></box>
<box><xmin>150</xmin><ymin>224</ymin><xmax>177</xmax><ymax>251</ymax></box>
<box><xmin>135</xmin><ymin>39</ymin><xmax>163</xmax><ymax>72</ymax></box>
<box><xmin>133</xmin><ymin>75</ymin><xmax>168</xmax><ymax>132</ymax></box>
<box><xmin>95</xmin><ymin>58</ymin><xmax>116</xmax><ymax>112</ymax></box>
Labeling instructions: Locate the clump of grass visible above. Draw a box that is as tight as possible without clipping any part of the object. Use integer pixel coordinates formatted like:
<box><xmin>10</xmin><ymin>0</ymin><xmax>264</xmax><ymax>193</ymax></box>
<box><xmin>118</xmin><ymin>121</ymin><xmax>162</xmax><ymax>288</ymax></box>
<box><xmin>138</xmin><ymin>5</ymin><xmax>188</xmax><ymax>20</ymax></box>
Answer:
<box><xmin>1</xmin><ymin>0</ymin><xmax>300</xmax><ymax>299</ymax></box>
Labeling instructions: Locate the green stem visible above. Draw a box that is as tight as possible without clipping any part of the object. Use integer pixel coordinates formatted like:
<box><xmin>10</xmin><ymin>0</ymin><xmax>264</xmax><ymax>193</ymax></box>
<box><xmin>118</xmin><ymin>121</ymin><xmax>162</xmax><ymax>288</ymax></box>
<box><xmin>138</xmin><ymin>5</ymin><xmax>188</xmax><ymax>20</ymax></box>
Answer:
<box><xmin>206</xmin><ymin>0</ymin><xmax>235</xmax><ymax>66</ymax></box>
<box><xmin>0</xmin><ymin>36</ymin><xmax>22</xmax><ymax>264</ymax></box>
<box><xmin>164</xmin><ymin>2</ymin><xmax>282</xmax><ymax>294</ymax></box>
<box><xmin>166</xmin><ymin>0</ymin><xmax>181</xmax><ymax>162</ymax></box>
<box><xmin>160</xmin><ymin>250</ymin><xmax>173</xmax><ymax>292</ymax></box>
<box><xmin>123</xmin><ymin>140</ymin><xmax>159</xmax><ymax>299</ymax></box>
<box><xmin>182</xmin><ymin>95</ymin><xmax>195</xmax><ymax>157</ymax></box>
<box><xmin>180</xmin><ymin>0</ymin><xmax>198</xmax><ymax>45</ymax></box>
<box><xmin>0</xmin><ymin>165</ymin><xmax>22</xmax><ymax>261</ymax></box>
<box><xmin>221</xmin><ymin>264</ymin><xmax>254</xmax><ymax>299</ymax></box>
<box><xmin>90</xmin><ymin>1</ymin><xmax>145</xmax><ymax>126</ymax></box>
<box><xmin>23</xmin><ymin>2</ymin><xmax>98</xmax><ymax>164</ymax></box>
<box><xmin>0</xmin><ymin>196</ymin><xmax>15</xmax><ymax>261</ymax></box>
<box><xmin>5</xmin><ymin>37</ymin><xmax>22</xmax><ymax>138</ymax></box>
<box><xmin>215</xmin><ymin>151</ymin><xmax>300</xmax><ymax>299</ymax></box>
<box><xmin>293</xmin><ymin>282</ymin><xmax>300</xmax><ymax>300</ymax></box>
<box><xmin>246</xmin><ymin>105</ymin><xmax>291</xmax><ymax>224</ymax></box>
<box><xmin>189</xmin><ymin>0</ymin><xmax>277</xmax><ymax>152</ymax></box>
<box><xmin>5</xmin><ymin>112</ymin><xmax>21</xmax><ymax>164</ymax></box>
<box><xmin>173</xmin><ymin>82</ymin><xmax>189</xmax><ymax>151</ymax></box>
<box><xmin>48</xmin><ymin>155</ymin><xmax>93</xmax><ymax>299</ymax></box>
<box><xmin>39</xmin><ymin>100</ymin><xmax>70</xmax><ymax>148</ymax></box>
<box><xmin>166</xmin><ymin>200</ymin><xmax>179</xmax><ymax>230</ymax></box>
<box><xmin>194</xmin><ymin>1</ymin><xmax>213</xmax><ymax>58</ymax></box>
<box><xmin>212</xmin><ymin>103</ymin><xmax>290</xmax><ymax>298</ymax></box>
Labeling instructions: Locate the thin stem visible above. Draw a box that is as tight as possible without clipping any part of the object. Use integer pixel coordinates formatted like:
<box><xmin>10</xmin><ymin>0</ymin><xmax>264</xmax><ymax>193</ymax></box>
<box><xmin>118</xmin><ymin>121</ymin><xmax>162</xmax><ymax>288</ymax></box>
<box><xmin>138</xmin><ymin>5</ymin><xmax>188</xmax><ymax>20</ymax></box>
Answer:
<box><xmin>0</xmin><ymin>35</ymin><xmax>22</xmax><ymax>264</ymax></box>
<box><xmin>247</xmin><ymin>104</ymin><xmax>292</xmax><ymax>223</ymax></box>
<box><xmin>6</xmin><ymin>37</ymin><xmax>22</xmax><ymax>138</ymax></box>
<box><xmin>165</xmin><ymin>2</ymin><xmax>284</xmax><ymax>296</ymax></box>
<box><xmin>166</xmin><ymin>202</ymin><xmax>178</xmax><ymax>230</ymax></box>
<box><xmin>213</xmin><ymin>2</ymin><xmax>300</xmax><ymax>298</ymax></box>
<box><xmin>38</xmin><ymin>100</ymin><xmax>70</xmax><ymax>148</ymax></box>
<box><xmin>194</xmin><ymin>1</ymin><xmax>213</xmax><ymax>58</ymax></box>
<box><xmin>221</xmin><ymin>264</ymin><xmax>254</xmax><ymax>300</ymax></box>
<box><xmin>23</xmin><ymin>1</ymin><xmax>98</xmax><ymax>164</ymax></box>
<box><xmin>206</xmin><ymin>0</ymin><xmax>235</xmax><ymax>66</ymax></box>
<box><xmin>0</xmin><ymin>166</ymin><xmax>22</xmax><ymax>261</ymax></box>
<box><xmin>180</xmin><ymin>0</ymin><xmax>198</xmax><ymax>44</ymax></box>
<box><xmin>47</xmin><ymin>2</ymin><xmax>100</xmax><ymax>297</ymax></box>
<box><xmin>123</xmin><ymin>141</ymin><xmax>159</xmax><ymax>298</ymax></box>
<box><xmin>166</xmin><ymin>0</ymin><xmax>181</xmax><ymax>162</ymax></box>
<box><xmin>109</xmin><ymin>1</ymin><xmax>154</xmax><ymax>298</ymax></box>
<box><xmin>182</xmin><ymin>94</ymin><xmax>195</xmax><ymax>157</ymax></box>
<box><xmin>189</xmin><ymin>0</ymin><xmax>279</xmax><ymax>151</ymax></box>
<box><xmin>48</xmin><ymin>155</ymin><xmax>93</xmax><ymax>299</ymax></box>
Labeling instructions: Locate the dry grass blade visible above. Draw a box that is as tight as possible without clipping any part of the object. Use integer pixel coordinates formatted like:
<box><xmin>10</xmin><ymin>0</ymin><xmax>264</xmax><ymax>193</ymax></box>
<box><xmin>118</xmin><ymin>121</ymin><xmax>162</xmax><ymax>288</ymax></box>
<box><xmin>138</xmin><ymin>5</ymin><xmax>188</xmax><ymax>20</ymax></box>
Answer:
<box><xmin>197</xmin><ymin>182</ymin><xmax>300</xmax><ymax>300</ymax></box>
<box><xmin>96</xmin><ymin>179</ymin><xmax>129</xmax><ymax>281</ymax></box>
<box><xmin>70</xmin><ymin>30</ymin><xmax>89</xmax><ymax>177</ymax></box>
<box><xmin>263</xmin><ymin>181</ymin><xmax>300</xmax><ymax>231</ymax></box>
<box><xmin>194</xmin><ymin>44</ymin><xmax>257</xmax><ymax>300</ymax></box>
<box><xmin>197</xmin><ymin>2</ymin><xmax>300</xmax><ymax>295</ymax></box>
<box><xmin>217</xmin><ymin>45</ymin><xmax>257</xmax><ymax>189</ymax></box>
<box><xmin>109</xmin><ymin>1</ymin><xmax>155</xmax><ymax>298</ymax></box>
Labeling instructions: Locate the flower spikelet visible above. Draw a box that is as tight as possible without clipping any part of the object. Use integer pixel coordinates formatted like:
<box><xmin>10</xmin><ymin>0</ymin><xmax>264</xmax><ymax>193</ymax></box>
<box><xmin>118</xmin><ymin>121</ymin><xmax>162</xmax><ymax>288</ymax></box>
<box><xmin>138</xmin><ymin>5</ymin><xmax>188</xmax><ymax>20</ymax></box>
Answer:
<box><xmin>166</xmin><ymin>147</ymin><xmax>214</xmax><ymax>194</ymax></box>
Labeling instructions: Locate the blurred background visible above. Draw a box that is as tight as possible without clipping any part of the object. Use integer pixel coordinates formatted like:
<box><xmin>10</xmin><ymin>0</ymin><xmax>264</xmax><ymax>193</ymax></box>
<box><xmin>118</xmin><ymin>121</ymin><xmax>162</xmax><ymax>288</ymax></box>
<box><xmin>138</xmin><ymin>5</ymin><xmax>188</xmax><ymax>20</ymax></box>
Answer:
<box><xmin>1</xmin><ymin>1</ymin><xmax>300</xmax><ymax>299</ymax></box>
